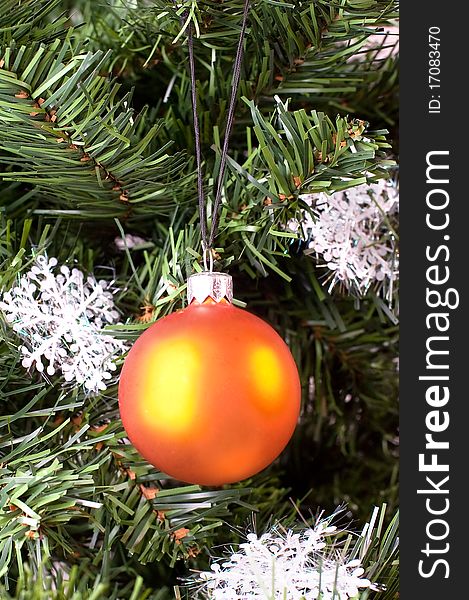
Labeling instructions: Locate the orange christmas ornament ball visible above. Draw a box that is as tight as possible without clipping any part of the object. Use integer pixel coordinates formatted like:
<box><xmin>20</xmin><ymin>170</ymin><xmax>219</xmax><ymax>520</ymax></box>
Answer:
<box><xmin>118</xmin><ymin>272</ymin><xmax>301</xmax><ymax>486</ymax></box>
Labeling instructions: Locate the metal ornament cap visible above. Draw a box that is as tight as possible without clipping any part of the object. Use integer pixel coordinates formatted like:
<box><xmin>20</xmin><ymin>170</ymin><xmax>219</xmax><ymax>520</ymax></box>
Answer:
<box><xmin>187</xmin><ymin>271</ymin><xmax>233</xmax><ymax>304</ymax></box>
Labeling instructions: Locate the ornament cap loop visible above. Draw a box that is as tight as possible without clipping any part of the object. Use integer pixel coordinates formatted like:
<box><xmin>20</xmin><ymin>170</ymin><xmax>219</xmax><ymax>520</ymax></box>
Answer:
<box><xmin>187</xmin><ymin>271</ymin><xmax>233</xmax><ymax>304</ymax></box>
<box><xmin>202</xmin><ymin>246</ymin><xmax>214</xmax><ymax>272</ymax></box>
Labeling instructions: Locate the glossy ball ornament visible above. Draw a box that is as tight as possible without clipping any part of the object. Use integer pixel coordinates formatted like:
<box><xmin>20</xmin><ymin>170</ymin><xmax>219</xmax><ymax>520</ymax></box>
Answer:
<box><xmin>118</xmin><ymin>272</ymin><xmax>301</xmax><ymax>486</ymax></box>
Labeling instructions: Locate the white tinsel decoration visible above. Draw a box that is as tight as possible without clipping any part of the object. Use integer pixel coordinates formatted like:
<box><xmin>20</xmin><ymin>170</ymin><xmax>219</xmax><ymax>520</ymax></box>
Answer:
<box><xmin>196</xmin><ymin>521</ymin><xmax>373</xmax><ymax>600</ymax></box>
<box><xmin>292</xmin><ymin>180</ymin><xmax>399</xmax><ymax>297</ymax></box>
<box><xmin>0</xmin><ymin>256</ymin><xmax>128</xmax><ymax>393</ymax></box>
<box><xmin>114</xmin><ymin>233</ymin><xmax>149</xmax><ymax>251</ymax></box>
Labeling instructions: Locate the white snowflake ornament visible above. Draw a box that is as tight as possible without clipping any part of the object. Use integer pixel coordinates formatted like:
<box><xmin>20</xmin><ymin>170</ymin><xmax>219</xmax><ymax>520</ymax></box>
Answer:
<box><xmin>291</xmin><ymin>180</ymin><xmax>399</xmax><ymax>298</ymax></box>
<box><xmin>196</xmin><ymin>520</ymin><xmax>374</xmax><ymax>600</ymax></box>
<box><xmin>0</xmin><ymin>256</ymin><xmax>128</xmax><ymax>393</ymax></box>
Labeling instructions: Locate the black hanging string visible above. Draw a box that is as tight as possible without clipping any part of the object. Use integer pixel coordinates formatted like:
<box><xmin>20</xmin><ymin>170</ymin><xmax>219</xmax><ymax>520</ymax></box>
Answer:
<box><xmin>186</xmin><ymin>0</ymin><xmax>251</xmax><ymax>260</ymax></box>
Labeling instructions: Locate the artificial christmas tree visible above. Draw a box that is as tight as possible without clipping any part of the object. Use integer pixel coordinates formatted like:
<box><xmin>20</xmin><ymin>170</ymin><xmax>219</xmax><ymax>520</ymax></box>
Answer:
<box><xmin>0</xmin><ymin>1</ymin><xmax>399</xmax><ymax>597</ymax></box>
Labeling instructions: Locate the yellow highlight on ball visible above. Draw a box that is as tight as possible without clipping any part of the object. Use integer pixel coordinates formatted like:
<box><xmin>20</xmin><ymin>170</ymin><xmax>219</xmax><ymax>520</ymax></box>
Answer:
<box><xmin>140</xmin><ymin>338</ymin><xmax>200</xmax><ymax>434</ymax></box>
<box><xmin>250</xmin><ymin>345</ymin><xmax>284</xmax><ymax>412</ymax></box>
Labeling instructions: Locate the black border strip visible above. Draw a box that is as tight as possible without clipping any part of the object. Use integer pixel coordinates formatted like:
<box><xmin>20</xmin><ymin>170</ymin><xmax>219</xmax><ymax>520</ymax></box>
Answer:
<box><xmin>400</xmin><ymin>2</ymin><xmax>467</xmax><ymax>596</ymax></box>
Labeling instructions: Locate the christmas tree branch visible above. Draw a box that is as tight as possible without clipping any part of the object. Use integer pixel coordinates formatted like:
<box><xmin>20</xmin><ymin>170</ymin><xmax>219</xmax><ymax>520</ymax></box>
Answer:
<box><xmin>0</xmin><ymin>37</ymin><xmax>193</xmax><ymax>219</ymax></box>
